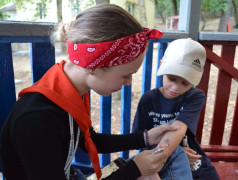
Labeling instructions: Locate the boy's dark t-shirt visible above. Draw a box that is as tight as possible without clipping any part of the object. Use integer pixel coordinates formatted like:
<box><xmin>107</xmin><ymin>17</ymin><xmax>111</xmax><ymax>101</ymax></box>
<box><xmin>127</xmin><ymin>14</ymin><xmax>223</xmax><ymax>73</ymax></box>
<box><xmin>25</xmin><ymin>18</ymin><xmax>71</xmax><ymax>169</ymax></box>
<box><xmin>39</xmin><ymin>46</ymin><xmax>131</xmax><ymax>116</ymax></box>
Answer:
<box><xmin>132</xmin><ymin>87</ymin><xmax>219</xmax><ymax>180</ymax></box>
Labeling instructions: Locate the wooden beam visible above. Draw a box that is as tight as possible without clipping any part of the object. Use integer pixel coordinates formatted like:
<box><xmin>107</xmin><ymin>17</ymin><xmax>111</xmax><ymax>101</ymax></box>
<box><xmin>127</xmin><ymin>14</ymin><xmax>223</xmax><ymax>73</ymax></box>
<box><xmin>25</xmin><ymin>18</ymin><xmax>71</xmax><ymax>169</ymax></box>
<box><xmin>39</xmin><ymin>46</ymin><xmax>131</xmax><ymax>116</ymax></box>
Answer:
<box><xmin>205</xmin><ymin>47</ymin><xmax>238</xmax><ymax>81</ymax></box>
<box><xmin>205</xmin><ymin>152</ymin><xmax>238</xmax><ymax>162</ymax></box>
<box><xmin>202</xmin><ymin>145</ymin><xmax>238</xmax><ymax>152</ymax></box>
<box><xmin>0</xmin><ymin>21</ymin><xmax>56</xmax><ymax>36</ymax></box>
<box><xmin>199</xmin><ymin>32</ymin><xmax>238</xmax><ymax>42</ymax></box>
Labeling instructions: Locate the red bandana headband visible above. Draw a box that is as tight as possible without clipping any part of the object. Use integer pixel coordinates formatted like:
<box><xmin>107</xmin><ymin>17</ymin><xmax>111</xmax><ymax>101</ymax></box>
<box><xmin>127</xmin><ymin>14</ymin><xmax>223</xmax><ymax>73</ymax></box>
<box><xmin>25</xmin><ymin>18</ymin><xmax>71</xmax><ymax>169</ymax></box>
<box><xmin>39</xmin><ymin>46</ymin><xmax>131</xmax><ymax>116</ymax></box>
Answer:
<box><xmin>67</xmin><ymin>28</ymin><xmax>163</xmax><ymax>68</ymax></box>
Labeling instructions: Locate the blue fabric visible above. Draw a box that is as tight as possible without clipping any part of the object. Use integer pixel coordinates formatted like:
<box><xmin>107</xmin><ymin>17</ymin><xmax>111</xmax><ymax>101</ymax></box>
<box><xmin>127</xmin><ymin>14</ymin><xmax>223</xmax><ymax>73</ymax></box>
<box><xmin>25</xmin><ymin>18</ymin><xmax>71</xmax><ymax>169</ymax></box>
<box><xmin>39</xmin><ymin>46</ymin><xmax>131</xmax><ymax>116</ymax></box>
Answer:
<box><xmin>159</xmin><ymin>146</ymin><xmax>192</xmax><ymax>180</ymax></box>
<box><xmin>129</xmin><ymin>146</ymin><xmax>193</xmax><ymax>180</ymax></box>
<box><xmin>132</xmin><ymin>87</ymin><xmax>220</xmax><ymax>180</ymax></box>
<box><xmin>70</xmin><ymin>166</ymin><xmax>86</xmax><ymax>180</ymax></box>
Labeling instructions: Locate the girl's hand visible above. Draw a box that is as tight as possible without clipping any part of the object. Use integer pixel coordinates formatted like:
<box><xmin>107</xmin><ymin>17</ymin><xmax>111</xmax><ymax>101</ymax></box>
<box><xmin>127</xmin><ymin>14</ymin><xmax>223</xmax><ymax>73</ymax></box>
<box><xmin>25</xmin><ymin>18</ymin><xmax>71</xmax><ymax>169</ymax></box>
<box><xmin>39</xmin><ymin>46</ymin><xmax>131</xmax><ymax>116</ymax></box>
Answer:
<box><xmin>147</xmin><ymin>125</ymin><xmax>179</xmax><ymax>146</ymax></box>
<box><xmin>183</xmin><ymin>147</ymin><xmax>202</xmax><ymax>165</ymax></box>
<box><xmin>133</xmin><ymin>146</ymin><xmax>168</xmax><ymax>176</ymax></box>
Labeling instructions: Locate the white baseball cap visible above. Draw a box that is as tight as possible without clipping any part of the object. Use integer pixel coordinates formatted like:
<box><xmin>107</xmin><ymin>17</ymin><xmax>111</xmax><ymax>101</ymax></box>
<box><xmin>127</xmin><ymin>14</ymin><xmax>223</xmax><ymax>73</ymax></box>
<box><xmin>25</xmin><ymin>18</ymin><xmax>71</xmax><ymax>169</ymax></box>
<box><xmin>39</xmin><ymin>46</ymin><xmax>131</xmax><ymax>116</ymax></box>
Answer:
<box><xmin>157</xmin><ymin>38</ymin><xmax>206</xmax><ymax>86</ymax></box>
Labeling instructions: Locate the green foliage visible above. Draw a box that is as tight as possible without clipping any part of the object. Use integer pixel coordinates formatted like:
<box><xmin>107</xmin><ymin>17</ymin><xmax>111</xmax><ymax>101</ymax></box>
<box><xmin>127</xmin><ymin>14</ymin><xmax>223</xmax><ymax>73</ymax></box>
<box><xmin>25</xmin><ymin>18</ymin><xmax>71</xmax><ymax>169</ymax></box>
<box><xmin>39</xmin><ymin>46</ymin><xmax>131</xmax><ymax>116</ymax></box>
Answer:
<box><xmin>0</xmin><ymin>11</ymin><xmax>10</xmax><ymax>20</ymax></box>
<box><xmin>156</xmin><ymin>0</ymin><xmax>173</xmax><ymax>17</ymax></box>
<box><xmin>234</xmin><ymin>0</ymin><xmax>238</xmax><ymax>7</ymax></box>
<box><xmin>155</xmin><ymin>0</ymin><xmax>231</xmax><ymax>20</ymax></box>
<box><xmin>0</xmin><ymin>0</ymin><xmax>13</xmax><ymax>8</ymax></box>
<box><xmin>82</xmin><ymin>0</ymin><xmax>95</xmax><ymax>10</ymax></box>
<box><xmin>69</xmin><ymin>0</ymin><xmax>95</xmax><ymax>18</ymax></box>
<box><xmin>0</xmin><ymin>0</ymin><xmax>14</xmax><ymax>20</ymax></box>
<box><xmin>33</xmin><ymin>0</ymin><xmax>51</xmax><ymax>20</ymax></box>
<box><xmin>14</xmin><ymin>0</ymin><xmax>52</xmax><ymax>20</ymax></box>
<box><xmin>70</xmin><ymin>0</ymin><xmax>95</xmax><ymax>11</ymax></box>
<box><xmin>201</xmin><ymin>0</ymin><xmax>229</xmax><ymax>13</ymax></box>
<box><xmin>15</xmin><ymin>0</ymin><xmax>33</xmax><ymax>9</ymax></box>
<box><xmin>156</xmin><ymin>0</ymin><xmax>180</xmax><ymax>17</ymax></box>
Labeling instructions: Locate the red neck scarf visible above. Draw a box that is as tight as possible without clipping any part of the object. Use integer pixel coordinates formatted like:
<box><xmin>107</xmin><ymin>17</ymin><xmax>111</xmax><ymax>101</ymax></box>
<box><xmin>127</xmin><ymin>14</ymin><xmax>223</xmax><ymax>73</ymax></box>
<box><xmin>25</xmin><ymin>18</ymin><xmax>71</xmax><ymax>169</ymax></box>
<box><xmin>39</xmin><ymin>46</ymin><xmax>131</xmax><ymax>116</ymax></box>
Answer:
<box><xmin>19</xmin><ymin>61</ymin><xmax>102</xmax><ymax>179</ymax></box>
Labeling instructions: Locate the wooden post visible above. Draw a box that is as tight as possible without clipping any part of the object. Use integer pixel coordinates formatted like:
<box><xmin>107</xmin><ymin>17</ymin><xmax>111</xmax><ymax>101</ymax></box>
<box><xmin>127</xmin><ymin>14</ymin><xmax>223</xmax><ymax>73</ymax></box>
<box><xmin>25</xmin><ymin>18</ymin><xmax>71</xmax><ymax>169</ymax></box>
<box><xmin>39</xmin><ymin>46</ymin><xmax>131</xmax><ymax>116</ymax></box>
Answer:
<box><xmin>178</xmin><ymin>0</ymin><xmax>202</xmax><ymax>40</ymax></box>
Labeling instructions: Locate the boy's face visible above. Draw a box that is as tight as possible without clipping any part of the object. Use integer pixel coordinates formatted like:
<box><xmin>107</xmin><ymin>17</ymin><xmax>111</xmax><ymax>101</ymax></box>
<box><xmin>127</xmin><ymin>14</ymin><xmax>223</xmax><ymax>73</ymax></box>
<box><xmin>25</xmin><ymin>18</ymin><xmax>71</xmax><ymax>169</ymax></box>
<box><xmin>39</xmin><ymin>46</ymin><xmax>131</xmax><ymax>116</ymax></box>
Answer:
<box><xmin>162</xmin><ymin>75</ymin><xmax>193</xmax><ymax>99</ymax></box>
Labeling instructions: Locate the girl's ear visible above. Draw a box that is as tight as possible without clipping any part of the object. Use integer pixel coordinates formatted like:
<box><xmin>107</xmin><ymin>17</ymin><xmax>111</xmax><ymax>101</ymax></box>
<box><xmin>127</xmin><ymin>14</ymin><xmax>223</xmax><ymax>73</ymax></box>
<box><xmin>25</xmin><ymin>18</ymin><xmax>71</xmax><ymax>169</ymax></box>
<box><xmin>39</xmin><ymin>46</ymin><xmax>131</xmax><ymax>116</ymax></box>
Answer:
<box><xmin>87</xmin><ymin>68</ymin><xmax>96</xmax><ymax>76</ymax></box>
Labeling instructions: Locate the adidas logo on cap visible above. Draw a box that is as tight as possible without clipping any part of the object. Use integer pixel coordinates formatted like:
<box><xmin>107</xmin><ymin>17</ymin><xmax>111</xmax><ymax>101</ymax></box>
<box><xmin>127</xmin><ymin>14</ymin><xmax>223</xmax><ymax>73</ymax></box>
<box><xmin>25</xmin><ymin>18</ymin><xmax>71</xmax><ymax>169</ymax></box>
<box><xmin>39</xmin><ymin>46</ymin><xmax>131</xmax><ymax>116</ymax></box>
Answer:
<box><xmin>192</xmin><ymin>59</ymin><xmax>201</xmax><ymax>69</ymax></box>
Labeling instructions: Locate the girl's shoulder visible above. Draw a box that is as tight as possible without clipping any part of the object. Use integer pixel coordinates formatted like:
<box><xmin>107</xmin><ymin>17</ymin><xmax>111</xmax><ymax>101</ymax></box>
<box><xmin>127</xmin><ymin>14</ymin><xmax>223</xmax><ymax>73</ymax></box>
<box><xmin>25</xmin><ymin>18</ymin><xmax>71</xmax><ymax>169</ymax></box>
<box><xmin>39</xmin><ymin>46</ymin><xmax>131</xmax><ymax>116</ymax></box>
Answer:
<box><xmin>16</xmin><ymin>92</ymin><xmax>69</xmax><ymax>128</ymax></box>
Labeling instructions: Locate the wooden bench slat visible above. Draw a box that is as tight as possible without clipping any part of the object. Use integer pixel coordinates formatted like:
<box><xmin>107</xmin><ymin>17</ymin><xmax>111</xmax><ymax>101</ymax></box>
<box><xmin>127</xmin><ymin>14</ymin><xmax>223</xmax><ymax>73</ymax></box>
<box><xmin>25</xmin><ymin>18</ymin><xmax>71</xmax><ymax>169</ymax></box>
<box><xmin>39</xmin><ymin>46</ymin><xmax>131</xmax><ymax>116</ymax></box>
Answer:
<box><xmin>196</xmin><ymin>45</ymin><xmax>213</xmax><ymax>143</ymax></box>
<box><xmin>206</xmin><ymin>152</ymin><xmax>238</xmax><ymax>162</ymax></box>
<box><xmin>205</xmin><ymin>46</ymin><xmax>238</xmax><ymax>81</ymax></box>
<box><xmin>210</xmin><ymin>72</ymin><xmax>231</xmax><ymax>145</ymax></box>
<box><xmin>202</xmin><ymin>145</ymin><xmax>238</xmax><ymax>152</ymax></box>
<box><xmin>229</xmin><ymin>91</ymin><xmax>238</xmax><ymax>145</ymax></box>
<box><xmin>210</xmin><ymin>45</ymin><xmax>236</xmax><ymax>145</ymax></box>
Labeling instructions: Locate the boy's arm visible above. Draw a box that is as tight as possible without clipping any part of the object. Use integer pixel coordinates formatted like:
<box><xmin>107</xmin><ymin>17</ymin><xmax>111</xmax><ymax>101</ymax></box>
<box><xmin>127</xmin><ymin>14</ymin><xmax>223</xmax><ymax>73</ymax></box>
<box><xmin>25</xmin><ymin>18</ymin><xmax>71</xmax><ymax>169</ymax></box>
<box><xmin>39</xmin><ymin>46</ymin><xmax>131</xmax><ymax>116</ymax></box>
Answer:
<box><xmin>158</xmin><ymin>120</ymin><xmax>187</xmax><ymax>156</ymax></box>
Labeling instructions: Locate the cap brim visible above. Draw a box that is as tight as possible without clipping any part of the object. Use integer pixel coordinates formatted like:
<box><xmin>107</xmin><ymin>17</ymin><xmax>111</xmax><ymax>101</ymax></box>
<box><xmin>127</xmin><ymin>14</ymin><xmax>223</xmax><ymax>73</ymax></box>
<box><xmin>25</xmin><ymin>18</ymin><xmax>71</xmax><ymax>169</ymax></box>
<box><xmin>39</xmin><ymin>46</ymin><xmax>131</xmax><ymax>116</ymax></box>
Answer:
<box><xmin>157</xmin><ymin>62</ymin><xmax>203</xmax><ymax>86</ymax></box>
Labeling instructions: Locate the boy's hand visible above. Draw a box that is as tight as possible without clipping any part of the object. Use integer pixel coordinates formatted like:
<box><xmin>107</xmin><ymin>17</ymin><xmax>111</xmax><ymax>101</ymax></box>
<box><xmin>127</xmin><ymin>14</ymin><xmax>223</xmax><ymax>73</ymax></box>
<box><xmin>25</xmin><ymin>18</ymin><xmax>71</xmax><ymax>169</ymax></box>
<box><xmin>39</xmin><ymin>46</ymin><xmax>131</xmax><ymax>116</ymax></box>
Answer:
<box><xmin>183</xmin><ymin>147</ymin><xmax>202</xmax><ymax>165</ymax></box>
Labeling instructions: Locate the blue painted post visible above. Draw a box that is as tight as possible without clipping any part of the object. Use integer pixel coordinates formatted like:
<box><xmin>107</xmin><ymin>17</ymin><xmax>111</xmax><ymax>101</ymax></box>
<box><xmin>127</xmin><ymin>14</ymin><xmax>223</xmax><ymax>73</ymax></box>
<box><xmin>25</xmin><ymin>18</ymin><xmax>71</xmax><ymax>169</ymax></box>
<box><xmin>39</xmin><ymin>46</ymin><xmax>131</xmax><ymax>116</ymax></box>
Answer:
<box><xmin>178</xmin><ymin>0</ymin><xmax>202</xmax><ymax>40</ymax></box>
<box><xmin>0</xmin><ymin>43</ymin><xmax>16</xmax><ymax>174</ymax></box>
<box><xmin>141</xmin><ymin>41</ymin><xmax>154</xmax><ymax>95</ymax></box>
<box><xmin>137</xmin><ymin>40</ymin><xmax>153</xmax><ymax>154</ymax></box>
<box><xmin>73</xmin><ymin>91</ymin><xmax>93</xmax><ymax>174</ymax></box>
<box><xmin>30</xmin><ymin>42</ymin><xmax>55</xmax><ymax>83</ymax></box>
<box><xmin>155</xmin><ymin>42</ymin><xmax>167</xmax><ymax>88</ymax></box>
<box><xmin>73</xmin><ymin>148</ymin><xmax>94</xmax><ymax>174</ymax></box>
<box><xmin>99</xmin><ymin>95</ymin><xmax>112</xmax><ymax>167</ymax></box>
<box><xmin>120</xmin><ymin>85</ymin><xmax>132</xmax><ymax>159</ymax></box>
<box><xmin>0</xmin><ymin>43</ymin><xmax>16</xmax><ymax>122</ymax></box>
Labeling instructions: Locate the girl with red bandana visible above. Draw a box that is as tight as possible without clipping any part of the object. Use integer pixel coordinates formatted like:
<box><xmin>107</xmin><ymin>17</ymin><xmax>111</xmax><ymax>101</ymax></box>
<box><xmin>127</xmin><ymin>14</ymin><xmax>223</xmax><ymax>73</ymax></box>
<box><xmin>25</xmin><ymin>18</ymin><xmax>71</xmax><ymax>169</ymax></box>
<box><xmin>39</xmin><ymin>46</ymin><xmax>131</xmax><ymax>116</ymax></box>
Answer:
<box><xmin>0</xmin><ymin>4</ymin><xmax>189</xmax><ymax>180</ymax></box>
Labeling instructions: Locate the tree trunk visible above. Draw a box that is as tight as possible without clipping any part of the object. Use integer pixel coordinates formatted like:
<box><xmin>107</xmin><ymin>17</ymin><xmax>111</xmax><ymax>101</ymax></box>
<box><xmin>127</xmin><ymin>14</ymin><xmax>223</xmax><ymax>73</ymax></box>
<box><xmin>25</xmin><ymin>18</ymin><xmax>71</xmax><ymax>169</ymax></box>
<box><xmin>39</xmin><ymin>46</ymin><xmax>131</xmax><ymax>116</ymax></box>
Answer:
<box><xmin>232</xmin><ymin>0</ymin><xmax>238</xmax><ymax>28</ymax></box>
<box><xmin>138</xmin><ymin>0</ymin><xmax>147</xmax><ymax>26</ymax></box>
<box><xmin>218</xmin><ymin>0</ymin><xmax>232</xmax><ymax>32</ymax></box>
<box><xmin>171</xmin><ymin>0</ymin><xmax>178</xmax><ymax>15</ymax></box>
<box><xmin>56</xmin><ymin>0</ymin><xmax>62</xmax><ymax>22</ymax></box>
<box><xmin>158</xmin><ymin>11</ymin><xmax>165</xmax><ymax>23</ymax></box>
<box><xmin>95</xmin><ymin>0</ymin><xmax>109</xmax><ymax>4</ymax></box>
<box><xmin>201</xmin><ymin>12</ymin><xmax>206</xmax><ymax>31</ymax></box>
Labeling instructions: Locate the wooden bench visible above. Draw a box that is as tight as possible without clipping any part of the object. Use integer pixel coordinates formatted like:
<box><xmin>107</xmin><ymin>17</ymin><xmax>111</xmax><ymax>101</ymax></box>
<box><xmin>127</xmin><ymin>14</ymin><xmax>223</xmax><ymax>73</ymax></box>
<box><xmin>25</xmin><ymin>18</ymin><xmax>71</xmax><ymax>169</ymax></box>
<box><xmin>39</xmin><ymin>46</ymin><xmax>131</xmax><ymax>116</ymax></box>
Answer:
<box><xmin>196</xmin><ymin>35</ymin><xmax>238</xmax><ymax>179</ymax></box>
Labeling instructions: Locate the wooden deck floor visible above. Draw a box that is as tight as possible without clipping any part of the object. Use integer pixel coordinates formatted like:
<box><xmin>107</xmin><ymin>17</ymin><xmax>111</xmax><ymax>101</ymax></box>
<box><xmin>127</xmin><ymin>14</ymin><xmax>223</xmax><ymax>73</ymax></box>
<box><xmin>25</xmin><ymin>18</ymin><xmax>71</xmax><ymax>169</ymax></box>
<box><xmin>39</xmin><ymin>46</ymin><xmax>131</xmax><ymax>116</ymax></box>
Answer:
<box><xmin>212</xmin><ymin>162</ymin><xmax>238</xmax><ymax>180</ymax></box>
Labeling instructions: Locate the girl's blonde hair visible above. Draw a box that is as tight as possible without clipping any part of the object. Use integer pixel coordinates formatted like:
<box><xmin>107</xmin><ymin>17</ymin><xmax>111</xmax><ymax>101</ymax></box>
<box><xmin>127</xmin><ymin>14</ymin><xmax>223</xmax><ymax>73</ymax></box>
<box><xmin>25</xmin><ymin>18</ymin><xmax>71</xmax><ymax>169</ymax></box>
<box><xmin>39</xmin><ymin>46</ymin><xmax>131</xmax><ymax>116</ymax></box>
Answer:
<box><xmin>51</xmin><ymin>4</ymin><xmax>143</xmax><ymax>44</ymax></box>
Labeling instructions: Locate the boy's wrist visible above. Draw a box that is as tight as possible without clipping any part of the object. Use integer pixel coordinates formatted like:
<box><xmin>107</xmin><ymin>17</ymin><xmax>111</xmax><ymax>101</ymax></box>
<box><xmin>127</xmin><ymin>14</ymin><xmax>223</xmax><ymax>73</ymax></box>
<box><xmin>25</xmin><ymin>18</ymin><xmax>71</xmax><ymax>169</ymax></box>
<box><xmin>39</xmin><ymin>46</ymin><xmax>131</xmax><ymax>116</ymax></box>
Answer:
<box><xmin>144</xmin><ymin>129</ymin><xmax>150</xmax><ymax>147</ymax></box>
